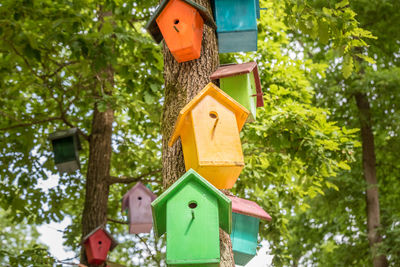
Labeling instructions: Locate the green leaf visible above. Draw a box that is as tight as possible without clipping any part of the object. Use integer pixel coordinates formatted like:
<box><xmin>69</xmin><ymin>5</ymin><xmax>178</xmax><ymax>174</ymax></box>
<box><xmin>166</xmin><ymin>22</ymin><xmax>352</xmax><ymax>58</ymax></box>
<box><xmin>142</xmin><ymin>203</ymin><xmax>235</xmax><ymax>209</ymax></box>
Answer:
<box><xmin>342</xmin><ymin>54</ymin><xmax>353</xmax><ymax>78</ymax></box>
<box><xmin>318</xmin><ymin>20</ymin><xmax>329</xmax><ymax>45</ymax></box>
<box><xmin>335</xmin><ymin>0</ymin><xmax>349</xmax><ymax>9</ymax></box>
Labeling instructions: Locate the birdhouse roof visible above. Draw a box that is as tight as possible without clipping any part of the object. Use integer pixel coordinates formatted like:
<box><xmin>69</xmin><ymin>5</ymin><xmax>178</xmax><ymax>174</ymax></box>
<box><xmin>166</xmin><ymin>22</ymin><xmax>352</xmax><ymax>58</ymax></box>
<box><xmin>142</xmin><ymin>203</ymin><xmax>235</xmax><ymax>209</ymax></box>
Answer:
<box><xmin>82</xmin><ymin>226</ymin><xmax>118</xmax><ymax>251</ymax></box>
<box><xmin>210</xmin><ymin>62</ymin><xmax>264</xmax><ymax>108</ymax></box>
<box><xmin>168</xmin><ymin>82</ymin><xmax>249</xmax><ymax>146</ymax></box>
<box><xmin>151</xmin><ymin>169</ymin><xmax>232</xmax><ymax>237</ymax></box>
<box><xmin>228</xmin><ymin>196</ymin><xmax>271</xmax><ymax>221</ymax></box>
<box><xmin>121</xmin><ymin>182</ymin><xmax>157</xmax><ymax>212</ymax></box>
<box><xmin>145</xmin><ymin>0</ymin><xmax>217</xmax><ymax>43</ymax></box>
<box><xmin>48</xmin><ymin>128</ymin><xmax>82</xmax><ymax>150</ymax></box>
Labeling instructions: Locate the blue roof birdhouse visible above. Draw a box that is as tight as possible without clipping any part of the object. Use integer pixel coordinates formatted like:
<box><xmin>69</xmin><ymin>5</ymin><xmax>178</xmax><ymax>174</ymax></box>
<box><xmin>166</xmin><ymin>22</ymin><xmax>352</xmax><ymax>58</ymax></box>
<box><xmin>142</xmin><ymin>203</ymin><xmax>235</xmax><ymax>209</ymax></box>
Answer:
<box><xmin>152</xmin><ymin>169</ymin><xmax>232</xmax><ymax>266</ymax></box>
<box><xmin>228</xmin><ymin>196</ymin><xmax>271</xmax><ymax>266</ymax></box>
<box><xmin>211</xmin><ymin>0</ymin><xmax>260</xmax><ymax>53</ymax></box>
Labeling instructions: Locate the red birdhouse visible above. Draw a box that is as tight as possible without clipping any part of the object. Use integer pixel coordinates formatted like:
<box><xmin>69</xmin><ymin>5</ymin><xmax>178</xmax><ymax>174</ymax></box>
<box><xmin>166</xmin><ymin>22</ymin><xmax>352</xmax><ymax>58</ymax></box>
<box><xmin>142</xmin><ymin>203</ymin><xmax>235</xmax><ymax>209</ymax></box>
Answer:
<box><xmin>145</xmin><ymin>0</ymin><xmax>216</xmax><ymax>63</ymax></box>
<box><xmin>121</xmin><ymin>182</ymin><xmax>157</xmax><ymax>234</ymax></box>
<box><xmin>82</xmin><ymin>227</ymin><xmax>118</xmax><ymax>265</ymax></box>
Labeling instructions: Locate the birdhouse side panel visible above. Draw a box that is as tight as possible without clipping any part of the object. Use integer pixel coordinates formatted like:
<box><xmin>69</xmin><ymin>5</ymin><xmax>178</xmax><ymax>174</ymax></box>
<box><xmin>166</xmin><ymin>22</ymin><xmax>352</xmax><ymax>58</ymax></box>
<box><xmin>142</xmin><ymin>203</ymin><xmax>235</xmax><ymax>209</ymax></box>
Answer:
<box><xmin>156</xmin><ymin>0</ymin><xmax>204</xmax><ymax>62</ymax></box>
<box><xmin>217</xmin><ymin>30</ymin><xmax>258</xmax><ymax>53</ymax></box>
<box><xmin>166</xmin><ymin>182</ymin><xmax>220</xmax><ymax>265</ymax></box>
<box><xmin>213</xmin><ymin>0</ymin><xmax>257</xmax><ymax>32</ymax></box>
<box><xmin>191</xmin><ymin>95</ymin><xmax>244</xmax><ymax>165</ymax></box>
<box><xmin>220</xmin><ymin>74</ymin><xmax>256</xmax><ymax>122</ymax></box>
<box><xmin>180</xmin><ymin>114</ymin><xmax>200</xmax><ymax>172</ymax></box>
<box><xmin>128</xmin><ymin>189</ymin><xmax>154</xmax><ymax>224</ymax></box>
<box><xmin>231</xmin><ymin>213</ymin><xmax>259</xmax><ymax>256</ymax></box>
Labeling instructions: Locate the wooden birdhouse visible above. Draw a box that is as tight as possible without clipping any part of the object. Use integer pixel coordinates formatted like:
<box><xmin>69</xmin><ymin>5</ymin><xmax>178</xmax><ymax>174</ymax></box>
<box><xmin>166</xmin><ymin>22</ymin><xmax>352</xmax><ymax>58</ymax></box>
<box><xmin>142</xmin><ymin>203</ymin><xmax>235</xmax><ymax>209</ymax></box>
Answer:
<box><xmin>121</xmin><ymin>182</ymin><xmax>157</xmax><ymax>234</ymax></box>
<box><xmin>145</xmin><ymin>0</ymin><xmax>216</xmax><ymax>63</ymax></box>
<box><xmin>168</xmin><ymin>82</ymin><xmax>249</xmax><ymax>189</ymax></box>
<box><xmin>82</xmin><ymin>226</ymin><xmax>118</xmax><ymax>265</ymax></box>
<box><xmin>210</xmin><ymin>62</ymin><xmax>264</xmax><ymax>122</ymax></box>
<box><xmin>152</xmin><ymin>169</ymin><xmax>232</xmax><ymax>266</ymax></box>
<box><xmin>228</xmin><ymin>196</ymin><xmax>271</xmax><ymax>266</ymax></box>
<box><xmin>211</xmin><ymin>0</ymin><xmax>259</xmax><ymax>53</ymax></box>
<box><xmin>48</xmin><ymin>128</ymin><xmax>82</xmax><ymax>173</ymax></box>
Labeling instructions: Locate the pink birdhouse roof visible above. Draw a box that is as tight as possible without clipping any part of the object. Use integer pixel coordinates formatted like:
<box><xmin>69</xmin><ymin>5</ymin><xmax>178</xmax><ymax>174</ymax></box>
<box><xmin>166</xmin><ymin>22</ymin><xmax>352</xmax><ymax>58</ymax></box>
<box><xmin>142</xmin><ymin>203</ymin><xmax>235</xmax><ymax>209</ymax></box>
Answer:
<box><xmin>121</xmin><ymin>182</ymin><xmax>157</xmax><ymax>212</ymax></box>
<box><xmin>210</xmin><ymin>62</ymin><xmax>264</xmax><ymax>108</ymax></box>
<box><xmin>228</xmin><ymin>195</ymin><xmax>271</xmax><ymax>221</ymax></box>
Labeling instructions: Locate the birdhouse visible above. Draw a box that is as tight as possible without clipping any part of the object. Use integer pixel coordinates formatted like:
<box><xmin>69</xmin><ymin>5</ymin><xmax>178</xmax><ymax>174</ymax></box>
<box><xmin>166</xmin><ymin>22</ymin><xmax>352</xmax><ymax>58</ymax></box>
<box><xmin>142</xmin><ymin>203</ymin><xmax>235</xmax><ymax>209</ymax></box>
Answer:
<box><xmin>228</xmin><ymin>196</ymin><xmax>271</xmax><ymax>266</ymax></box>
<box><xmin>210</xmin><ymin>62</ymin><xmax>264</xmax><ymax>122</ymax></box>
<box><xmin>48</xmin><ymin>128</ymin><xmax>82</xmax><ymax>173</ymax></box>
<box><xmin>152</xmin><ymin>169</ymin><xmax>232</xmax><ymax>266</ymax></box>
<box><xmin>211</xmin><ymin>0</ymin><xmax>259</xmax><ymax>53</ymax></box>
<box><xmin>168</xmin><ymin>82</ymin><xmax>249</xmax><ymax>189</ymax></box>
<box><xmin>145</xmin><ymin>0</ymin><xmax>216</xmax><ymax>63</ymax></box>
<box><xmin>121</xmin><ymin>182</ymin><xmax>157</xmax><ymax>234</ymax></box>
<box><xmin>82</xmin><ymin>226</ymin><xmax>118</xmax><ymax>265</ymax></box>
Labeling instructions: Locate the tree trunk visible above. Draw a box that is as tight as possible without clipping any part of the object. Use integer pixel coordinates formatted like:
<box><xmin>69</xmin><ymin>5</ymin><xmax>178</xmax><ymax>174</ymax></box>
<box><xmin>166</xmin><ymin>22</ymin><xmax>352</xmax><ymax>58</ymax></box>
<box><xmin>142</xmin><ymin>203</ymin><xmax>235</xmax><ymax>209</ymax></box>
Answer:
<box><xmin>355</xmin><ymin>92</ymin><xmax>388</xmax><ymax>267</ymax></box>
<box><xmin>161</xmin><ymin>0</ymin><xmax>235</xmax><ymax>266</ymax></box>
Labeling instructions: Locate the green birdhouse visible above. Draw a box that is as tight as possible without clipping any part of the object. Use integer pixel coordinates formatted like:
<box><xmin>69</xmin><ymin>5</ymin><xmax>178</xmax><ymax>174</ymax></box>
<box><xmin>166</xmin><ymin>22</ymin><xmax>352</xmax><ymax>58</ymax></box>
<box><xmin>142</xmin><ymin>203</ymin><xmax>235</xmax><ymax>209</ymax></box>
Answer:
<box><xmin>228</xmin><ymin>196</ymin><xmax>271</xmax><ymax>266</ymax></box>
<box><xmin>210</xmin><ymin>62</ymin><xmax>264</xmax><ymax>122</ymax></box>
<box><xmin>48</xmin><ymin>128</ymin><xmax>82</xmax><ymax>173</ymax></box>
<box><xmin>152</xmin><ymin>169</ymin><xmax>232</xmax><ymax>266</ymax></box>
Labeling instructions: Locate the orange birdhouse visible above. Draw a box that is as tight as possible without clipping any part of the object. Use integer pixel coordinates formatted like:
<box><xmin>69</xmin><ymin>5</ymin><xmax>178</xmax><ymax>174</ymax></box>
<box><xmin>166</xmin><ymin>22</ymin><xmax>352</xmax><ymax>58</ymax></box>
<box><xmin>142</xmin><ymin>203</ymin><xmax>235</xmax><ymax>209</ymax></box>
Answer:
<box><xmin>145</xmin><ymin>0</ymin><xmax>216</xmax><ymax>63</ymax></box>
<box><xmin>169</xmin><ymin>83</ymin><xmax>249</xmax><ymax>189</ymax></box>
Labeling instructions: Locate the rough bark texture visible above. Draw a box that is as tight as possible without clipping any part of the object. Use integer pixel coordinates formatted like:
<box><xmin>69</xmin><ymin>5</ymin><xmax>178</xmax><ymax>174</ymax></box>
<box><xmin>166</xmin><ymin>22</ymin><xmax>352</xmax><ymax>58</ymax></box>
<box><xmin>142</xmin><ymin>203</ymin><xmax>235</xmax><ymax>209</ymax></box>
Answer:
<box><xmin>161</xmin><ymin>0</ymin><xmax>235</xmax><ymax>265</ymax></box>
<box><xmin>355</xmin><ymin>92</ymin><xmax>388</xmax><ymax>267</ymax></box>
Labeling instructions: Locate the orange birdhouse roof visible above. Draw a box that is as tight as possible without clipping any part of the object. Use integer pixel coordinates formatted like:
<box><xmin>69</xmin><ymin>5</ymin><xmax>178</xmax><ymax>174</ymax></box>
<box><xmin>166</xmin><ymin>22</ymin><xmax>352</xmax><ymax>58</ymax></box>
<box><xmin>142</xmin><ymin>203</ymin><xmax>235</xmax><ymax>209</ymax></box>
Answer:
<box><xmin>168</xmin><ymin>82</ymin><xmax>249</xmax><ymax>146</ymax></box>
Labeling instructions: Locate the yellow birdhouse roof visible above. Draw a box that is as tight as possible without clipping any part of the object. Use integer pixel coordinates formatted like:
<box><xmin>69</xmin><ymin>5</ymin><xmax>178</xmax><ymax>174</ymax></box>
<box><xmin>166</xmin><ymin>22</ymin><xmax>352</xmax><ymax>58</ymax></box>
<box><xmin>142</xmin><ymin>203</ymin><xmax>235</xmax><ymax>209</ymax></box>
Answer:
<box><xmin>169</xmin><ymin>82</ymin><xmax>249</xmax><ymax>146</ymax></box>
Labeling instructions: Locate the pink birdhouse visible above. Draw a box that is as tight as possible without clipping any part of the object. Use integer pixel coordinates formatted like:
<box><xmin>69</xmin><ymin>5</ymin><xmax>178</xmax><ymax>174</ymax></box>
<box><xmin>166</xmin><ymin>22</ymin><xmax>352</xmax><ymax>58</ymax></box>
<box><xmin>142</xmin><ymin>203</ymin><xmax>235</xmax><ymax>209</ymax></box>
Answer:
<box><xmin>82</xmin><ymin>226</ymin><xmax>118</xmax><ymax>265</ymax></box>
<box><xmin>121</xmin><ymin>182</ymin><xmax>157</xmax><ymax>234</ymax></box>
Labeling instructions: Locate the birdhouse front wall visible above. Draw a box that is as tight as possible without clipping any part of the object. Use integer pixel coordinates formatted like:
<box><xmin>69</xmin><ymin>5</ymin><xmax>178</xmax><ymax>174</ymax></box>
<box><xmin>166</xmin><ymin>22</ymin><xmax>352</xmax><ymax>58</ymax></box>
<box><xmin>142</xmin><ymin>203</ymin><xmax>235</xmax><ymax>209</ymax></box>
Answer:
<box><xmin>84</xmin><ymin>229</ymin><xmax>112</xmax><ymax>265</ymax></box>
<box><xmin>220</xmin><ymin>73</ymin><xmax>257</xmax><ymax>122</ymax></box>
<box><xmin>166</xmin><ymin>182</ymin><xmax>220</xmax><ymax>266</ymax></box>
<box><xmin>156</xmin><ymin>0</ymin><xmax>204</xmax><ymax>62</ymax></box>
<box><xmin>212</xmin><ymin>0</ymin><xmax>258</xmax><ymax>53</ymax></box>
<box><xmin>231</xmin><ymin>212</ymin><xmax>260</xmax><ymax>265</ymax></box>
<box><xmin>189</xmin><ymin>95</ymin><xmax>244</xmax><ymax>189</ymax></box>
<box><xmin>127</xmin><ymin>189</ymin><xmax>153</xmax><ymax>234</ymax></box>
<box><xmin>52</xmin><ymin>136</ymin><xmax>80</xmax><ymax>173</ymax></box>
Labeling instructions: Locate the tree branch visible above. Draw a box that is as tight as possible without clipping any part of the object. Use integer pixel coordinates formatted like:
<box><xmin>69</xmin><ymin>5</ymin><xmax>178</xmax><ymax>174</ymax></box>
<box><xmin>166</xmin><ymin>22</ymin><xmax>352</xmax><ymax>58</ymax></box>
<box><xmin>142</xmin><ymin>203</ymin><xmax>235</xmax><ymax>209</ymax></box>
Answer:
<box><xmin>107</xmin><ymin>217</ymin><xmax>129</xmax><ymax>225</ymax></box>
<box><xmin>136</xmin><ymin>234</ymin><xmax>161</xmax><ymax>267</ymax></box>
<box><xmin>108</xmin><ymin>168</ymin><xmax>162</xmax><ymax>185</ymax></box>
<box><xmin>0</xmin><ymin>116</ymin><xmax>62</xmax><ymax>131</ymax></box>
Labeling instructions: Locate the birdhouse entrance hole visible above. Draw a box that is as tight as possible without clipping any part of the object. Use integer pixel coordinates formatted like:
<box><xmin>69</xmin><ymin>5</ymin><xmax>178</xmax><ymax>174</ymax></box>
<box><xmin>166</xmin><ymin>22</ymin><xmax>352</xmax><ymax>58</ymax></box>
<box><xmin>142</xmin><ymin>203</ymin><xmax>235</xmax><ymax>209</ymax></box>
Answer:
<box><xmin>209</xmin><ymin>111</ymin><xmax>218</xmax><ymax>119</ymax></box>
<box><xmin>138</xmin><ymin>196</ymin><xmax>142</xmax><ymax>200</ymax></box>
<box><xmin>98</xmin><ymin>241</ymin><xmax>102</xmax><ymax>245</ymax></box>
<box><xmin>174</xmin><ymin>19</ymin><xmax>180</xmax><ymax>24</ymax></box>
<box><xmin>188</xmin><ymin>201</ymin><xmax>197</xmax><ymax>209</ymax></box>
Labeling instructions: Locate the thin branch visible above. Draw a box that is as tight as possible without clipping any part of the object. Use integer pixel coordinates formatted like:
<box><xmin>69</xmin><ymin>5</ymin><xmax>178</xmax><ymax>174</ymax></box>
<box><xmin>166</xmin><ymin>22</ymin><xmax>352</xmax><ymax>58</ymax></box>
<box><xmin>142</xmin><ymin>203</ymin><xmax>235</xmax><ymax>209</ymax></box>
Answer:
<box><xmin>0</xmin><ymin>116</ymin><xmax>62</xmax><ymax>131</ymax></box>
<box><xmin>107</xmin><ymin>217</ymin><xmax>129</xmax><ymax>225</ymax></box>
<box><xmin>135</xmin><ymin>234</ymin><xmax>161</xmax><ymax>267</ymax></box>
<box><xmin>108</xmin><ymin>168</ymin><xmax>162</xmax><ymax>185</ymax></box>
<box><xmin>60</xmin><ymin>112</ymin><xmax>90</xmax><ymax>141</ymax></box>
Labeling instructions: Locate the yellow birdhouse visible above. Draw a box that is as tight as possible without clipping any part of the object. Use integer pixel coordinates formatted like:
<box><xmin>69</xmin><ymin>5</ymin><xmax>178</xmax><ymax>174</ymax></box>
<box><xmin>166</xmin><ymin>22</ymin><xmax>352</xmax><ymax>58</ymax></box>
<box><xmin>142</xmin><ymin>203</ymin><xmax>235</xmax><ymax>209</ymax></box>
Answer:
<box><xmin>168</xmin><ymin>82</ymin><xmax>249</xmax><ymax>189</ymax></box>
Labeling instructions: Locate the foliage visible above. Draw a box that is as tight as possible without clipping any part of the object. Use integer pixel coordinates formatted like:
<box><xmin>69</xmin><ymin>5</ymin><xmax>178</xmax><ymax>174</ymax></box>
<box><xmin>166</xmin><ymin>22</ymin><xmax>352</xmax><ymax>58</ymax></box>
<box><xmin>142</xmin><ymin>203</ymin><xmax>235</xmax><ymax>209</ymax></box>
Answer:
<box><xmin>0</xmin><ymin>0</ymin><xmax>388</xmax><ymax>266</ymax></box>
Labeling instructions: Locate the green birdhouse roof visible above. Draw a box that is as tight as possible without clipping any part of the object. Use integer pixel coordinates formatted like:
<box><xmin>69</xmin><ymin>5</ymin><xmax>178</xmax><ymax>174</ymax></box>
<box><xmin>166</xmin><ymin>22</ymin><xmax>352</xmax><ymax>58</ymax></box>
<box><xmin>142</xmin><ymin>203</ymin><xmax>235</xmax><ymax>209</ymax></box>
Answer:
<box><xmin>145</xmin><ymin>0</ymin><xmax>217</xmax><ymax>43</ymax></box>
<box><xmin>151</xmin><ymin>169</ymin><xmax>232</xmax><ymax>237</ymax></box>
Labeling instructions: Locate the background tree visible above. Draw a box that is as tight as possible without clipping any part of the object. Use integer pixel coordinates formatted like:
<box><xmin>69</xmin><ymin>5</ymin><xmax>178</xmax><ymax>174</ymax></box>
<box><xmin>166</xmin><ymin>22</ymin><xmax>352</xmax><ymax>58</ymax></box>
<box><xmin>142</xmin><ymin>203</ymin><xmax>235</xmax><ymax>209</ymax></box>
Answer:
<box><xmin>0</xmin><ymin>0</ymin><xmax>381</xmax><ymax>266</ymax></box>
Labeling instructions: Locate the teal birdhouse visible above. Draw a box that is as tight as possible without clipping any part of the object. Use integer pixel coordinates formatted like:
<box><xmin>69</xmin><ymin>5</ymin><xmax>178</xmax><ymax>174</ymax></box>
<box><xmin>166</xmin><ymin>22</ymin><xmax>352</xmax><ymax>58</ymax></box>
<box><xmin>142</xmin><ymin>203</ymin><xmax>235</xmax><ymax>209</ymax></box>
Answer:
<box><xmin>48</xmin><ymin>128</ymin><xmax>82</xmax><ymax>173</ymax></box>
<box><xmin>210</xmin><ymin>62</ymin><xmax>264</xmax><ymax>122</ymax></box>
<box><xmin>228</xmin><ymin>196</ymin><xmax>271</xmax><ymax>266</ymax></box>
<box><xmin>152</xmin><ymin>169</ymin><xmax>232</xmax><ymax>266</ymax></box>
<box><xmin>211</xmin><ymin>0</ymin><xmax>260</xmax><ymax>53</ymax></box>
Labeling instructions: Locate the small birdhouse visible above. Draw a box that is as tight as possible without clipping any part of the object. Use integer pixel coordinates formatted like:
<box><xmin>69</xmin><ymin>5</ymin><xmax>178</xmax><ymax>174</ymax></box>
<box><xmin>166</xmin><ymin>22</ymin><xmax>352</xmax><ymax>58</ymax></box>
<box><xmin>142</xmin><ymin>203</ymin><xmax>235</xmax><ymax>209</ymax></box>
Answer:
<box><xmin>228</xmin><ymin>196</ymin><xmax>271</xmax><ymax>266</ymax></box>
<box><xmin>210</xmin><ymin>62</ymin><xmax>264</xmax><ymax>122</ymax></box>
<box><xmin>168</xmin><ymin>82</ymin><xmax>249</xmax><ymax>189</ymax></box>
<box><xmin>48</xmin><ymin>128</ymin><xmax>82</xmax><ymax>173</ymax></box>
<box><xmin>82</xmin><ymin>226</ymin><xmax>118</xmax><ymax>265</ymax></box>
<box><xmin>145</xmin><ymin>0</ymin><xmax>216</xmax><ymax>63</ymax></box>
<box><xmin>121</xmin><ymin>182</ymin><xmax>157</xmax><ymax>234</ymax></box>
<box><xmin>152</xmin><ymin>169</ymin><xmax>232</xmax><ymax>266</ymax></box>
<box><xmin>211</xmin><ymin>0</ymin><xmax>259</xmax><ymax>53</ymax></box>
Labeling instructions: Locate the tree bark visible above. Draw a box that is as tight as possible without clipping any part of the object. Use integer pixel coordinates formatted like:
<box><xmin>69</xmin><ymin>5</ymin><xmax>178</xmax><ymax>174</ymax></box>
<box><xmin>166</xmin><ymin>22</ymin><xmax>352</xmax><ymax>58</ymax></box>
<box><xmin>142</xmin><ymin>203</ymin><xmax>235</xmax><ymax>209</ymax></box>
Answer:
<box><xmin>161</xmin><ymin>0</ymin><xmax>235</xmax><ymax>265</ymax></box>
<box><xmin>355</xmin><ymin>92</ymin><xmax>388</xmax><ymax>267</ymax></box>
